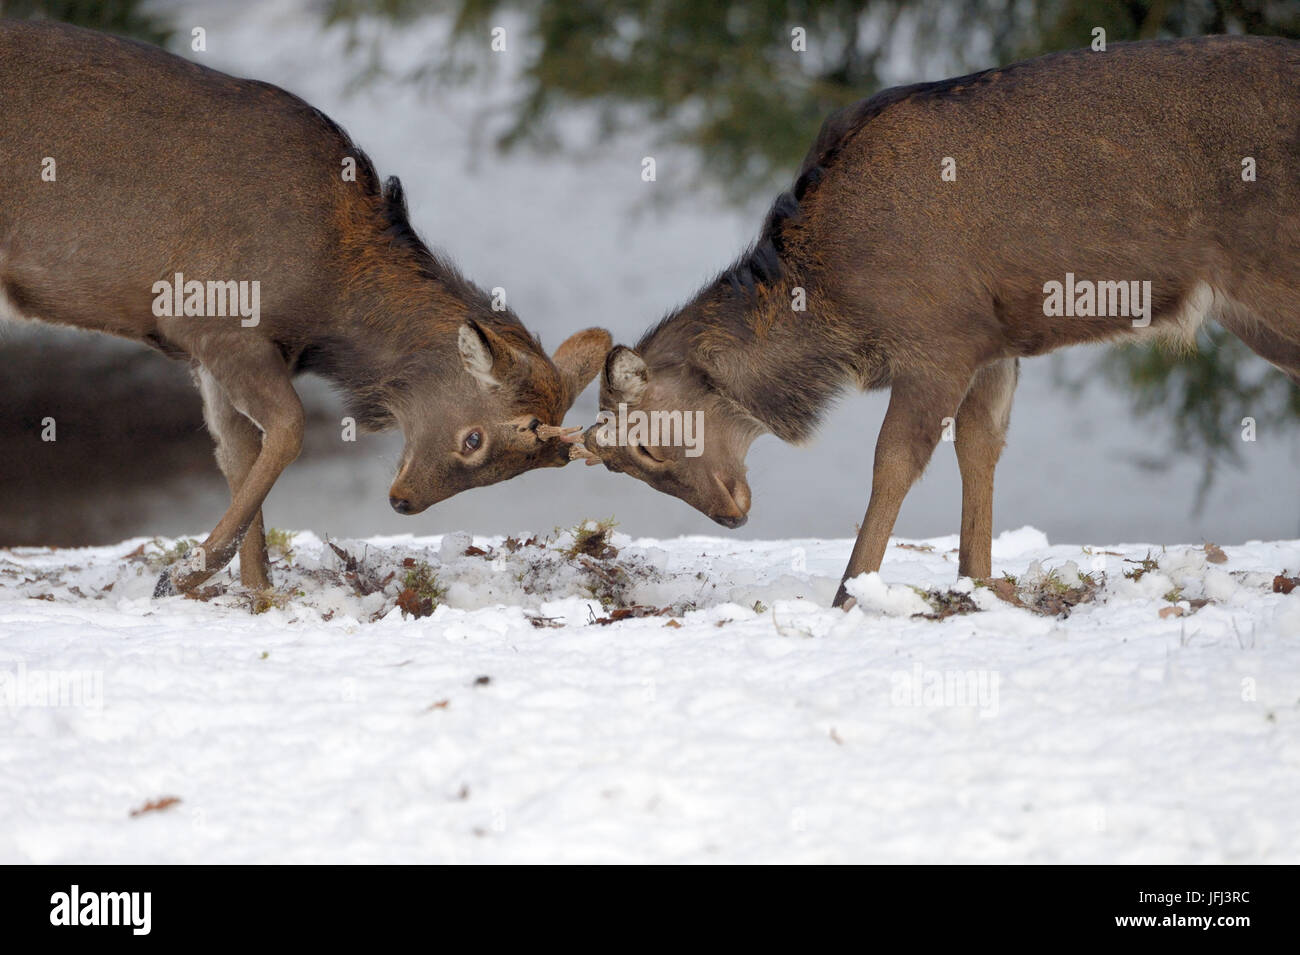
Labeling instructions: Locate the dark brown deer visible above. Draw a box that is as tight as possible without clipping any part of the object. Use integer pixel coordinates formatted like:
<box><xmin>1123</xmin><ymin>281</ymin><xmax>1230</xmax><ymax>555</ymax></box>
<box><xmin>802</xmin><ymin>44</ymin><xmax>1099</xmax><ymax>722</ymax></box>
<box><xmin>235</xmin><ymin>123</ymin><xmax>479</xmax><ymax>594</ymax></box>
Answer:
<box><xmin>575</xmin><ymin>36</ymin><xmax>1300</xmax><ymax>607</ymax></box>
<box><xmin>0</xmin><ymin>20</ymin><xmax>609</xmax><ymax>595</ymax></box>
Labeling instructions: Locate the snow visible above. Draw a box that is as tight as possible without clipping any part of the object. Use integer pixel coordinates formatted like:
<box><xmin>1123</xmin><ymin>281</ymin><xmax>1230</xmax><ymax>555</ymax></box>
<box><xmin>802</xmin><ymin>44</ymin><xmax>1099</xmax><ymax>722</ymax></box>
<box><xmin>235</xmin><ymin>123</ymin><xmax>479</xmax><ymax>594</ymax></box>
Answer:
<box><xmin>5</xmin><ymin>0</ymin><xmax>1298</xmax><ymax>864</ymax></box>
<box><xmin>2</xmin><ymin>527</ymin><xmax>1297</xmax><ymax>863</ymax></box>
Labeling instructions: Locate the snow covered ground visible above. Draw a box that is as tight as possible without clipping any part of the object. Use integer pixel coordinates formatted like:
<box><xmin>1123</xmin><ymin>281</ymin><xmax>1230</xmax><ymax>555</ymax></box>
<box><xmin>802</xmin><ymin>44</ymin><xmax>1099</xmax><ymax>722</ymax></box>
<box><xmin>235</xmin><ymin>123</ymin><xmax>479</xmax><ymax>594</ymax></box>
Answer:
<box><xmin>2</xmin><ymin>526</ymin><xmax>1297</xmax><ymax>863</ymax></box>
<box><xmin>4</xmin><ymin>0</ymin><xmax>1298</xmax><ymax>865</ymax></box>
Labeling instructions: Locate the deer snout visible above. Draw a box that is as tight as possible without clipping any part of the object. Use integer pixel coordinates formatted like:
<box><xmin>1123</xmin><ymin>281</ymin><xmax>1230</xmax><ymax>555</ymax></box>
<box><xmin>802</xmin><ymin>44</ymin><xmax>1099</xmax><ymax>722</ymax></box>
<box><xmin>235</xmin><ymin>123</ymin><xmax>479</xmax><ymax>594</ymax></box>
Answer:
<box><xmin>388</xmin><ymin>480</ymin><xmax>429</xmax><ymax>515</ymax></box>
<box><xmin>710</xmin><ymin>473</ymin><xmax>750</xmax><ymax>528</ymax></box>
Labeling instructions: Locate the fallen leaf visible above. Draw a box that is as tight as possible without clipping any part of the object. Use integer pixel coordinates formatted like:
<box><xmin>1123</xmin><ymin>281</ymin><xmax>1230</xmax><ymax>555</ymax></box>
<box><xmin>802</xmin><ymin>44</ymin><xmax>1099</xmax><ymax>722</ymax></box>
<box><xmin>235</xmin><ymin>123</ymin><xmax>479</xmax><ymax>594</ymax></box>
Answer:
<box><xmin>396</xmin><ymin>588</ymin><xmax>434</xmax><ymax>619</ymax></box>
<box><xmin>590</xmin><ymin>605</ymin><xmax>670</xmax><ymax>626</ymax></box>
<box><xmin>989</xmin><ymin>578</ymin><xmax>1023</xmax><ymax>607</ymax></box>
<box><xmin>130</xmin><ymin>796</ymin><xmax>181</xmax><ymax>817</ymax></box>
<box><xmin>525</xmin><ymin>613</ymin><xmax>564</xmax><ymax>628</ymax></box>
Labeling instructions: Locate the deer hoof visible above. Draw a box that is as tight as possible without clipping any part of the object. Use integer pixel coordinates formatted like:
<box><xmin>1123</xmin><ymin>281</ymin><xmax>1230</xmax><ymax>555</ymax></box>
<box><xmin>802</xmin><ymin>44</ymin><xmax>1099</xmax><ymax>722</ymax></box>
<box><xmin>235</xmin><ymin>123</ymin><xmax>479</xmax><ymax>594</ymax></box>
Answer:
<box><xmin>831</xmin><ymin>583</ymin><xmax>856</xmax><ymax>612</ymax></box>
<box><xmin>152</xmin><ymin>570</ymin><xmax>178</xmax><ymax>598</ymax></box>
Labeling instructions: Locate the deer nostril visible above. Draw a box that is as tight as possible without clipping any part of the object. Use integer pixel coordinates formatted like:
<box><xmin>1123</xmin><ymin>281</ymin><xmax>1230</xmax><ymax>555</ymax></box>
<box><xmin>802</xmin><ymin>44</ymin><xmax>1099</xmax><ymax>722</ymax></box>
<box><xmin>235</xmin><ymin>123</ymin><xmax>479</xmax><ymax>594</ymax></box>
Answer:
<box><xmin>389</xmin><ymin>496</ymin><xmax>413</xmax><ymax>515</ymax></box>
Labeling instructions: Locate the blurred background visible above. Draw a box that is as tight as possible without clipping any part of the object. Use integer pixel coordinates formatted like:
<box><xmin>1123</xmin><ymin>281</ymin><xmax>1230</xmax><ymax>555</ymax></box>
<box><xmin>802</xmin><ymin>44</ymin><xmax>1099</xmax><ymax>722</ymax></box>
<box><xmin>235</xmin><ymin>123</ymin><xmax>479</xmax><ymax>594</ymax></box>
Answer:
<box><xmin>2</xmin><ymin>0</ymin><xmax>1298</xmax><ymax>548</ymax></box>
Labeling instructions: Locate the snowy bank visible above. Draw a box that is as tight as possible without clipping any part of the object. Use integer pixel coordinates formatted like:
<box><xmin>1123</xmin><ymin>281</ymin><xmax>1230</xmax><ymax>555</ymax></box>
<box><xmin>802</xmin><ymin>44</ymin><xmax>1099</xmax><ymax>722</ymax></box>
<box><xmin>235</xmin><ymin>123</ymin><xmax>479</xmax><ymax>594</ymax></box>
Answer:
<box><xmin>1</xmin><ymin>526</ymin><xmax>1298</xmax><ymax>862</ymax></box>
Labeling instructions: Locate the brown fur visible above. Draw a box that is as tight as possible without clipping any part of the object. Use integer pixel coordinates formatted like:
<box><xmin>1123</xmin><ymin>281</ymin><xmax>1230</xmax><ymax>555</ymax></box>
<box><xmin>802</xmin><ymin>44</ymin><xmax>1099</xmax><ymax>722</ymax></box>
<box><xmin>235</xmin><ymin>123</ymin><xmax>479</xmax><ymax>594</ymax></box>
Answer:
<box><xmin>0</xmin><ymin>20</ymin><xmax>610</xmax><ymax>592</ymax></box>
<box><xmin>588</xmin><ymin>36</ymin><xmax>1300</xmax><ymax>606</ymax></box>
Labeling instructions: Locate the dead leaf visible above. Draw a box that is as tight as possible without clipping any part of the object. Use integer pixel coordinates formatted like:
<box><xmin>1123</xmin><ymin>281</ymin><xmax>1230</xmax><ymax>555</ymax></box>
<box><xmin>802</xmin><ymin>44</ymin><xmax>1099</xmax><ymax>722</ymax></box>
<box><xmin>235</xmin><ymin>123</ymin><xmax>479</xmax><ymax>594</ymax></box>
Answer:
<box><xmin>590</xmin><ymin>605</ymin><xmax>670</xmax><ymax>626</ymax></box>
<box><xmin>526</xmin><ymin>613</ymin><xmax>564</xmax><ymax>628</ymax></box>
<box><xmin>396</xmin><ymin>588</ymin><xmax>434</xmax><ymax>619</ymax></box>
<box><xmin>1204</xmin><ymin>542</ymin><xmax>1228</xmax><ymax>564</ymax></box>
<box><xmin>130</xmin><ymin>796</ymin><xmax>181</xmax><ymax>817</ymax></box>
<box><xmin>1159</xmin><ymin>605</ymin><xmax>1185</xmax><ymax>619</ymax></box>
<box><xmin>989</xmin><ymin>578</ymin><xmax>1024</xmax><ymax>607</ymax></box>
<box><xmin>1273</xmin><ymin>575</ymin><xmax>1300</xmax><ymax>595</ymax></box>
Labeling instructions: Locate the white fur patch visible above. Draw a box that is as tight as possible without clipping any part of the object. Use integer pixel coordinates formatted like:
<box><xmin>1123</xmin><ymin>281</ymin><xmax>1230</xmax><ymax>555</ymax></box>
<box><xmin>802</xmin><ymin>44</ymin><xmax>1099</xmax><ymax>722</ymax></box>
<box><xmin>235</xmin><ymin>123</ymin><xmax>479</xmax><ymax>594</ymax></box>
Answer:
<box><xmin>983</xmin><ymin>358</ymin><xmax>1018</xmax><ymax>432</ymax></box>
<box><xmin>458</xmin><ymin>324</ymin><xmax>499</xmax><ymax>388</ymax></box>
<box><xmin>1131</xmin><ymin>281</ymin><xmax>1215</xmax><ymax>348</ymax></box>
<box><xmin>607</xmin><ymin>348</ymin><xmax>648</xmax><ymax>402</ymax></box>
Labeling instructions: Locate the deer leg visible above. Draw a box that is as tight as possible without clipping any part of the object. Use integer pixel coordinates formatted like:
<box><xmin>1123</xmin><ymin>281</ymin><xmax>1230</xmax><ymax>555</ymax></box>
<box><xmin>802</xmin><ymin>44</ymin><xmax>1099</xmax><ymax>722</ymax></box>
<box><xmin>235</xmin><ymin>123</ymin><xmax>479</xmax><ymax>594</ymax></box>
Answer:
<box><xmin>954</xmin><ymin>358</ymin><xmax>1019</xmax><ymax>580</ymax></box>
<box><xmin>832</xmin><ymin>371</ymin><xmax>974</xmax><ymax>609</ymax></box>
<box><xmin>155</xmin><ymin>342</ymin><xmax>303</xmax><ymax>595</ymax></box>
<box><xmin>195</xmin><ymin>366</ymin><xmax>271</xmax><ymax>590</ymax></box>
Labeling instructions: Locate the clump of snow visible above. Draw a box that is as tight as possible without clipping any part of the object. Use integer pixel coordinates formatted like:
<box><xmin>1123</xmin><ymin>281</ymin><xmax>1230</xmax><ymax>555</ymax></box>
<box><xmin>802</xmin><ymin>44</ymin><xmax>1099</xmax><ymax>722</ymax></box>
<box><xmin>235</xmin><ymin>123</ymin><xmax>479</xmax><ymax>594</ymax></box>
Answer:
<box><xmin>845</xmin><ymin>572</ymin><xmax>932</xmax><ymax>617</ymax></box>
<box><xmin>1021</xmin><ymin>558</ymin><xmax>1084</xmax><ymax>590</ymax></box>
<box><xmin>991</xmin><ymin>526</ymin><xmax>1052</xmax><ymax>558</ymax></box>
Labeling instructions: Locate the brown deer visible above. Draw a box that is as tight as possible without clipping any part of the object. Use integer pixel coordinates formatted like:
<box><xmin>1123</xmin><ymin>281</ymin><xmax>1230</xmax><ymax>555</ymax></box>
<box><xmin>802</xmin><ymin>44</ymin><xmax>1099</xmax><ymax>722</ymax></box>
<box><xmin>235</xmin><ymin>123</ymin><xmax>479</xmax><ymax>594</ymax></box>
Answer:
<box><xmin>0</xmin><ymin>20</ymin><xmax>610</xmax><ymax>595</ymax></box>
<box><xmin>575</xmin><ymin>36</ymin><xmax>1300</xmax><ymax>607</ymax></box>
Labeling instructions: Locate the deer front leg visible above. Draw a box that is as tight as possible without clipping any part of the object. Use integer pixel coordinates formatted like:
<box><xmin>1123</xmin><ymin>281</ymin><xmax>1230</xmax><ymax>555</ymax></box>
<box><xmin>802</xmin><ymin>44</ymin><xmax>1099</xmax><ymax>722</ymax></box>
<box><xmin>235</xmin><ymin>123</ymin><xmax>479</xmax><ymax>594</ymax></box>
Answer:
<box><xmin>155</xmin><ymin>343</ymin><xmax>303</xmax><ymax>596</ymax></box>
<box><xmin>954</xmin><ymin>358</ymin><xmax>1018</xmax><ymax>580</ymax></box>
<box><xmin>195</xmin><ymin>366</ymin><xmax>272</xmax><ymax>590</ymax></box>
<box><xmin>832</xmin><ymin>371</ymin><xmax>974</xmax><ymax>609</ymax></box>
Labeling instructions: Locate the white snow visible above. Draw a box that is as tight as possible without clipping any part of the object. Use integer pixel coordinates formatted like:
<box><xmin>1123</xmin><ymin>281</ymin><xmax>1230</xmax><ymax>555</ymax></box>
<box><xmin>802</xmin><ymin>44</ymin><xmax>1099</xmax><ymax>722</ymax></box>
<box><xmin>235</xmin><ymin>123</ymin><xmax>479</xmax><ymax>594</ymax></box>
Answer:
<box><xmin>5</xmin><ymin>0</ymin><xmax>1298</xmax><ymax>864</ymax></box>
<box><xmin>2</xmin><ymin>527</ymin><xmax>1297</xmax><ymax>863</ymax></box>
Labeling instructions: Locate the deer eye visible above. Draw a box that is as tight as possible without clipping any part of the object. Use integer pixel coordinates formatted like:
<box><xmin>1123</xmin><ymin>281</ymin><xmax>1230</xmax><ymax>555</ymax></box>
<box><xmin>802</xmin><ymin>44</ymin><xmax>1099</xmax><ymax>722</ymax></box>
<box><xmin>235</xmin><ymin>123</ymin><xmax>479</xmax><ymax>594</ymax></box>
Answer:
<box><xmin>636</xmin><ymin>444</ymin><xmax>664</xmax><ymax>464</ymax></box>
<box><xmin>463</xmin><ymin>430</ymin><xmax>483</xmax><ymax>453</ymax></box>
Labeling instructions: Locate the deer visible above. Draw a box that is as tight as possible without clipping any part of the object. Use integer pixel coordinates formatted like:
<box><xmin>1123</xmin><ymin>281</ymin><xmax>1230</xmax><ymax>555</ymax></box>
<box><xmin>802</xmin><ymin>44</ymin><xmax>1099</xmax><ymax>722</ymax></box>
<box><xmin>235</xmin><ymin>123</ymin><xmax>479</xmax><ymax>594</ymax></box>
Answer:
<box><xmin>0</xmin><ymin>20</ymin><xmax>610</xmax><ymax>596</ymax></box>
<box><xmin>572</xmin><ymin>36</ymin><xmax>1300</xmax><ymax>608</ymax></box>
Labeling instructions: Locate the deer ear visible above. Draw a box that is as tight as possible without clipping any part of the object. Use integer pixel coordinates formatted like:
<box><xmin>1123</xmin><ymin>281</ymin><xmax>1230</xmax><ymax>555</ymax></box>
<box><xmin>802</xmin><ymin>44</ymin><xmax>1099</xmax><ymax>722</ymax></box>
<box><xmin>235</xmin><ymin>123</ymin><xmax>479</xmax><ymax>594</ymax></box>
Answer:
<box><xmin>604</xmin><ymin>345</ymin><xmax>648</xmax><ymax>403</ymax></box>
<box><xmin>458</xmin><ymin>320</ymin><xmax>501</xmax><ymax>388</ymax></box>
<box><xmin>552</xmin><ymin>327</ymin><xmax>612</xmax><ymax>408</ymax></box>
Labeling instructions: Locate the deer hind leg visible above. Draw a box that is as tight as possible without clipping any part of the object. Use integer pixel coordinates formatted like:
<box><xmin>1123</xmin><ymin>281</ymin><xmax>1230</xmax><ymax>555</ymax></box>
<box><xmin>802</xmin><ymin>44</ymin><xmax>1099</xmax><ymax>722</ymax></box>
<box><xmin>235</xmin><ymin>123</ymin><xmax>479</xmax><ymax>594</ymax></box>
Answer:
<box><xmin>954</xmin><ymin>357</ymin><xmax>1019</xmax><ymax>580</ymax></box>
<box><xmin>155</xmin><ymin>340</ymin><xmax>303</xmax><ymax>596</ymax></box>
<box><xmin>833</xmin><ymin>368</ymin><xmax>975</xmax><ymax>608</ymax></box>
<box><xmin>195</xmin><ymin>366</ymin><xmax>271</xmax><ymax>590</ymax></box>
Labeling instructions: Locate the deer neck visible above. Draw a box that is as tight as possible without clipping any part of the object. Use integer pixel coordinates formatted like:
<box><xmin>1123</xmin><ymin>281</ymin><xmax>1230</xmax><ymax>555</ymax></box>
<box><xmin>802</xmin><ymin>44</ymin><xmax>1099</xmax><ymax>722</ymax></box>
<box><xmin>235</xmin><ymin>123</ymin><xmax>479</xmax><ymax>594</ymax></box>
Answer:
<box><xmin>642</xmin><ymin>279</ymin><xmax>854</xmax><ymax>444</ymax></box>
